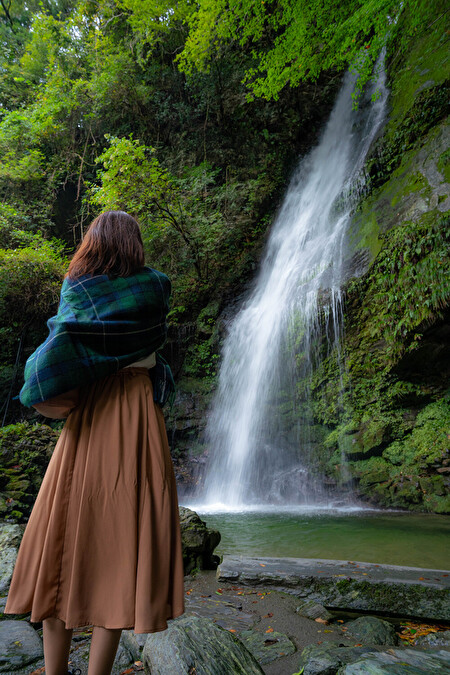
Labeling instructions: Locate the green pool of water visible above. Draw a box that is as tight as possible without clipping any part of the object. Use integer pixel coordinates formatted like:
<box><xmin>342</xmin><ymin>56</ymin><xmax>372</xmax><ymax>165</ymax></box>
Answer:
<box><xmin>194</xmin><ymin>508</ymin><xmax>450</xmax><ymax>570</ymax></box>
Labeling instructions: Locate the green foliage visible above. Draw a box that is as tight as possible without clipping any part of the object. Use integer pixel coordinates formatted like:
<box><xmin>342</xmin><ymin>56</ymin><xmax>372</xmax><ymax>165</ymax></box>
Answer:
<box><xmin>0</xmin><ymin>236</ymin><xmax>68</xmax><ymax>363</ymax></box>
<box><xmin>178</xmin><ymin>0</ymin><xmax>445</xmax><ymax>104</ymax></box>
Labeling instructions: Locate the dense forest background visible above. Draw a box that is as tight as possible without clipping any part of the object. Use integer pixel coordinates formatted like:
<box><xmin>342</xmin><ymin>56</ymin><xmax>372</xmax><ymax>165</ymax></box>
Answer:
<box><xmin>0</xmin><ymin>0</ymin><xmax>448</xmax><ymax>518</ymax></box>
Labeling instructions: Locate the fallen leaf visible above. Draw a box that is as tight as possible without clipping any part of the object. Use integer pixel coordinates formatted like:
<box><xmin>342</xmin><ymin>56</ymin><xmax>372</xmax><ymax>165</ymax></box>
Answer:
<box><xmin>263</xmin><ymin>612</ymin><xmax>274</xmax><ymax>618</ymax></box>
<box><xmin>29</xmin><ymin>669</ymin><xmax>45</xmax><ymax>675</ymax></box>
<box><xmin>259</xmin><ymin>563</ymin><xmax>266</xmax><ymax>567</ymax></box>
<box><xmin>228</xmin><ymin>629</ymin><xmax>237</xmax><ymax>633</ymax></box>
<box><xmin>418</xmin><ymin>577</ymin><xmax>425</xmax><ymax>581</ymax></box>
<box><xmin>354</xmin><ymin>643</ymin><xmax>362</xmax><ymax>647</ymax></box>
<box><xmin>323</xmin><ymin>629</ymin><xmax>333</xmax><ymax>633</ymax></box>
<box><xmin>265</xmin><ymin>627</ymin><xmax>274</xmax><ymax>633</ymax></box>
<box><xmin>337</xmin><ymin>620</ymin><xmax>344</xmax><ymax>623</ymax></box>
<box><xmin>315</xmin><ymin>618</ymin><xmax>328</xmax><ymax>624</ymax></box>
<box><xmin>135</xmin><ymin>663</ymin><xmax>143</xmax><ymax>667</ymax></box>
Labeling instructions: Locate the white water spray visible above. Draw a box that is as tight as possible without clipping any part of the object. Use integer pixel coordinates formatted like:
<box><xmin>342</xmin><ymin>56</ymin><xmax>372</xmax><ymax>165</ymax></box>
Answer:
<box><xmin>197</xmin><ymin>60</ymin><xmax>388</xmax><ymax>509</ymax></box>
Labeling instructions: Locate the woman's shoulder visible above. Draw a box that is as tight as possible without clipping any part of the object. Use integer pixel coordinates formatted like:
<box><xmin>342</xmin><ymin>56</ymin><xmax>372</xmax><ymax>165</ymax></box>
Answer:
<box><xmin>61</xmin><ymin>268</ymin><xmax>171</xmax><ymax>302</ymax></box>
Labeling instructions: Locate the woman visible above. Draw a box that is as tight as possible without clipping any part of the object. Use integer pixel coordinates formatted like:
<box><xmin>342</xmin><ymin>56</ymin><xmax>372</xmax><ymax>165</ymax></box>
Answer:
<box><xmin>5</xmin><ymin>211</ymin><xmax>185</xmax><ymax>675</ymax></box>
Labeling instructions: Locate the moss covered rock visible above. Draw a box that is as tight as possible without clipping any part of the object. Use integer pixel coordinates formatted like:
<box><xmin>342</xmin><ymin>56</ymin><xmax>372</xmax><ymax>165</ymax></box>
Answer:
<box><xmin>179</xmin><ymin>506</ymin><xmax>221</xmax><ymax>574</ymax></box>
<box><xmin>0</xmin><ymin>422</ymin><xmax>59</xmax><ymax>522</ymax></box>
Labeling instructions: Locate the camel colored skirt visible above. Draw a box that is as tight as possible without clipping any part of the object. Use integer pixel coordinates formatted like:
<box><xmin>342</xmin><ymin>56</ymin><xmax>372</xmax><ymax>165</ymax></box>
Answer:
<box><xmin>5</xmin><ymin>368</ymin><xmax>185</xmax><ymax>633</ymax></box>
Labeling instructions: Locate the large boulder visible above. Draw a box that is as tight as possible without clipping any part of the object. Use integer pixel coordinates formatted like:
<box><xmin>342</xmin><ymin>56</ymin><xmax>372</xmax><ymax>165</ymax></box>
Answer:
<box><xmin>179</xmin><ymin>506</ymin><xmax>220</xmax><ymax>574</ymax></box>
<box><xmin>298</xmin><ymin>643</ymin><xmax>377</xmax><ymax>675</ymax></box>
<box><xmin>142</xmin><ymin>615</ymin><xmax>264</xmax><ymax>674</ymax></box>
<box><xmin>0</xmin><ymin>620</ymin><xmax>43</xmax><ymax>672</ymax></box>
<box><xmin>344</xmin><ymin>616</ymin><xmax>398</xmax><ymax>646</ymax></box>
<box><xmin>0</xmin><ymin>523</ymin><xmax>23</xmax><ymax>595</ymax></box>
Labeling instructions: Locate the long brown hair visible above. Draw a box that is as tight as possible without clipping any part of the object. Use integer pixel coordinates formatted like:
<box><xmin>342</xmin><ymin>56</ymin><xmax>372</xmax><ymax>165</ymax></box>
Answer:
<box><xmin>67</xmin><ymin>211</ymin><xmax>145</xmax><ymax>279</ymax></box>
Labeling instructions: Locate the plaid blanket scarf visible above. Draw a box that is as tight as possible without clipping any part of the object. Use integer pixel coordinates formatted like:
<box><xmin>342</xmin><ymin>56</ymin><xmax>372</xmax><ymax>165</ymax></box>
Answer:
<box><xmin>20</xmin><ymin>267</ymin><xmax>175</xmax><ymax>407</ymax></box>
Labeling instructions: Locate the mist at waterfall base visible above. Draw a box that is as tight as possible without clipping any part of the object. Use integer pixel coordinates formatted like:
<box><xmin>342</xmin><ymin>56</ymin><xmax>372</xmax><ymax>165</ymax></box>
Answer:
<box><xmin>188</xmin><ymin>62</ymin><xmax>389</xmax><ymax>512</ymax></box>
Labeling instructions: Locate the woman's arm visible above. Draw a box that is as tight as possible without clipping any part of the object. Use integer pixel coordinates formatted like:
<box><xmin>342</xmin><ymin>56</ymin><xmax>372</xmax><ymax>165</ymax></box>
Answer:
<box><xmin>32</xmin><ymin>388</ymin><xmax>80</xmax><ymax>419</ymax></box>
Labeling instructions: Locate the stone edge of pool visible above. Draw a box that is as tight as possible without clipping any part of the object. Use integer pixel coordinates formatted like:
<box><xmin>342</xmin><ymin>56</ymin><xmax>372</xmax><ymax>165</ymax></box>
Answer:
<box><xmin>217</xmin><ymin>555</ymin><xmax>450</xmax><ymax>621</ymax></box>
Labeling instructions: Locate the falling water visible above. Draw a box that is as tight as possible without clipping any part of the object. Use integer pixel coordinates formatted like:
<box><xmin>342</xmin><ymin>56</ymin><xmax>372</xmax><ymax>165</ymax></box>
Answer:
<box><xmin>198</xmin><ymin>58</ymin><xmax>388</xmax><ymax>509</ymax></box>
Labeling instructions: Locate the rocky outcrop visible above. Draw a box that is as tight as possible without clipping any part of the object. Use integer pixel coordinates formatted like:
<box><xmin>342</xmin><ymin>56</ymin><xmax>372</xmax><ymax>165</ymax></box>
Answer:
<box><xmin>179</xmin><ymin>506</ymin><xmax>221</xmax><ymax>574</ymax></box>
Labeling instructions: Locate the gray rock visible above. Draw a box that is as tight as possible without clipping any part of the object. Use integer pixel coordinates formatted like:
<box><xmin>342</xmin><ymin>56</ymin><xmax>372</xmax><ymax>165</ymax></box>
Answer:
<box><xmin>0</xmin><ymin>524</ymin><xmax>23</xmax><ymax>594</ymax></box>
<box><xmin>0</xmin><ymin>620</ymin><xmax>43</xmax><ymax>671</ymax></box>
<box><xmin>185</xmin><ymin>590</ymin><xmax>256</xmax><ymax>632</ymax></box>
<box><xmin>414</xmin><ymin>629</ymin><xmax>450</xmax><ymax>648</ymax></box>
<box><xmin>240</xmin><ymin>629</ymin><xmax>296</xmax><ymax>664</ymax></box>
<box><xmin>337</xmin><ymin>647</ymin><xmax>450</xmax><ymax>674</ymax></box>
<box><xmin>345</xmin><ymin>617</ymin><xmax>397</xmax><ymax>646</ymax></box>
<box><xmin>296</xmin><ymin>599</ymin><xmax>334</xmax><ymax>623</ymax></box>
<box><xmin>179</xmin><ymin>506</ymin><xmax>221</xmax><ymax>574</ymax></box>
<box><xmin>111</xmin><ymin>642</ymin><xmax>135</xmax><ymax>675</ymax></box>
<box><xmin>120</xmin><ymin>630</ymin><xmax>148</xmax><ymax>660</ymax></box>
<box><xmin>142</xmin><ymin>615</ymin><xmax>264</xmax><ymax>674</ymax></box>
<box><xmin>298</xmin><ymin>642</ymin><xmax>376</xmax><ymax>675</ymax></box>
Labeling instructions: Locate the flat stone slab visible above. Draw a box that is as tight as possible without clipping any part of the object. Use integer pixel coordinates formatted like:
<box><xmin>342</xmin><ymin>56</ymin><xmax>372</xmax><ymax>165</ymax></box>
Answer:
<box><xmin>217</xmin><ymin>556</ymin><xmax>450</xmax><ymax>621</ymax></box>
<box><xmin>240</xmin><ymin>629</ymin><xmax>296</xmax><ymax>665</ymax></box>
<box><xmin>185</xmin><ymin>590</ymin><xmax>256</xmax><ymax>632</ymax></box>
<box><xmin>339</xmin><ymin>647</ymin><xmax>450</xmax><ymax>674</ymax></box>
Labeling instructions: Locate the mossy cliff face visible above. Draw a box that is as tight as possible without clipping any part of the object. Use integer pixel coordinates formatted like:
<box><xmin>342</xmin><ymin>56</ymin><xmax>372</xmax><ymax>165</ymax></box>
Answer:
<box><xmin>306</xmin><ymin>8</ymin><xmax>450</xmax><ymax>512</ymax></box>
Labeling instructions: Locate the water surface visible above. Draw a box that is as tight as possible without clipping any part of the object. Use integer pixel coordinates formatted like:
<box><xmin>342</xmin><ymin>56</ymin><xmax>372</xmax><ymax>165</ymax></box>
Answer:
<box><xmin>195</xmin><ymin>509</ymin><xmax>450</xmax><ymax>570</ymax></box>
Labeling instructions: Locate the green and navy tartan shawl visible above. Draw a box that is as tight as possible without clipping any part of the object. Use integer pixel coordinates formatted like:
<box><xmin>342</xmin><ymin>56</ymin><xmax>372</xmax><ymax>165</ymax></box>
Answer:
<box><xmin>20</xmin><ymin>266</ymin><xmax>175</xmax><ymax>407</ymax></box>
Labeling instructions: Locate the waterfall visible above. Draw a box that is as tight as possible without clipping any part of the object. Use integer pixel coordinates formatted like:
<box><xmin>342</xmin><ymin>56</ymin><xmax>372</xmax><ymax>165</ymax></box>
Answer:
<box><xmin>197</xmin><ymin>58</ymin><xmax>388</xmax><ymax>509</ymax></box>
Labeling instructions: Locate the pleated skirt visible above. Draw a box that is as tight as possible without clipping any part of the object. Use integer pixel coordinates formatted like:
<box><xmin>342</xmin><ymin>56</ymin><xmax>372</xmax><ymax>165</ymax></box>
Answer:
<box><xmin>5</xmin><ymin>368</ymin><xmax>185</xmax><ymax>633</ymax></box>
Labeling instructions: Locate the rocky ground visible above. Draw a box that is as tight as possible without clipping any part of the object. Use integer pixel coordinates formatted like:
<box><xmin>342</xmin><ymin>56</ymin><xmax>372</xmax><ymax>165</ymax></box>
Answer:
<box><xmin>2</xmin><ymin>569</ymin><xmax>450</xmax><ymax>674</ymax></box>
<box><xmin>1</xmin><ymin>513</ymin><xmax>450</xmax><ymax>674</ymax></box>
